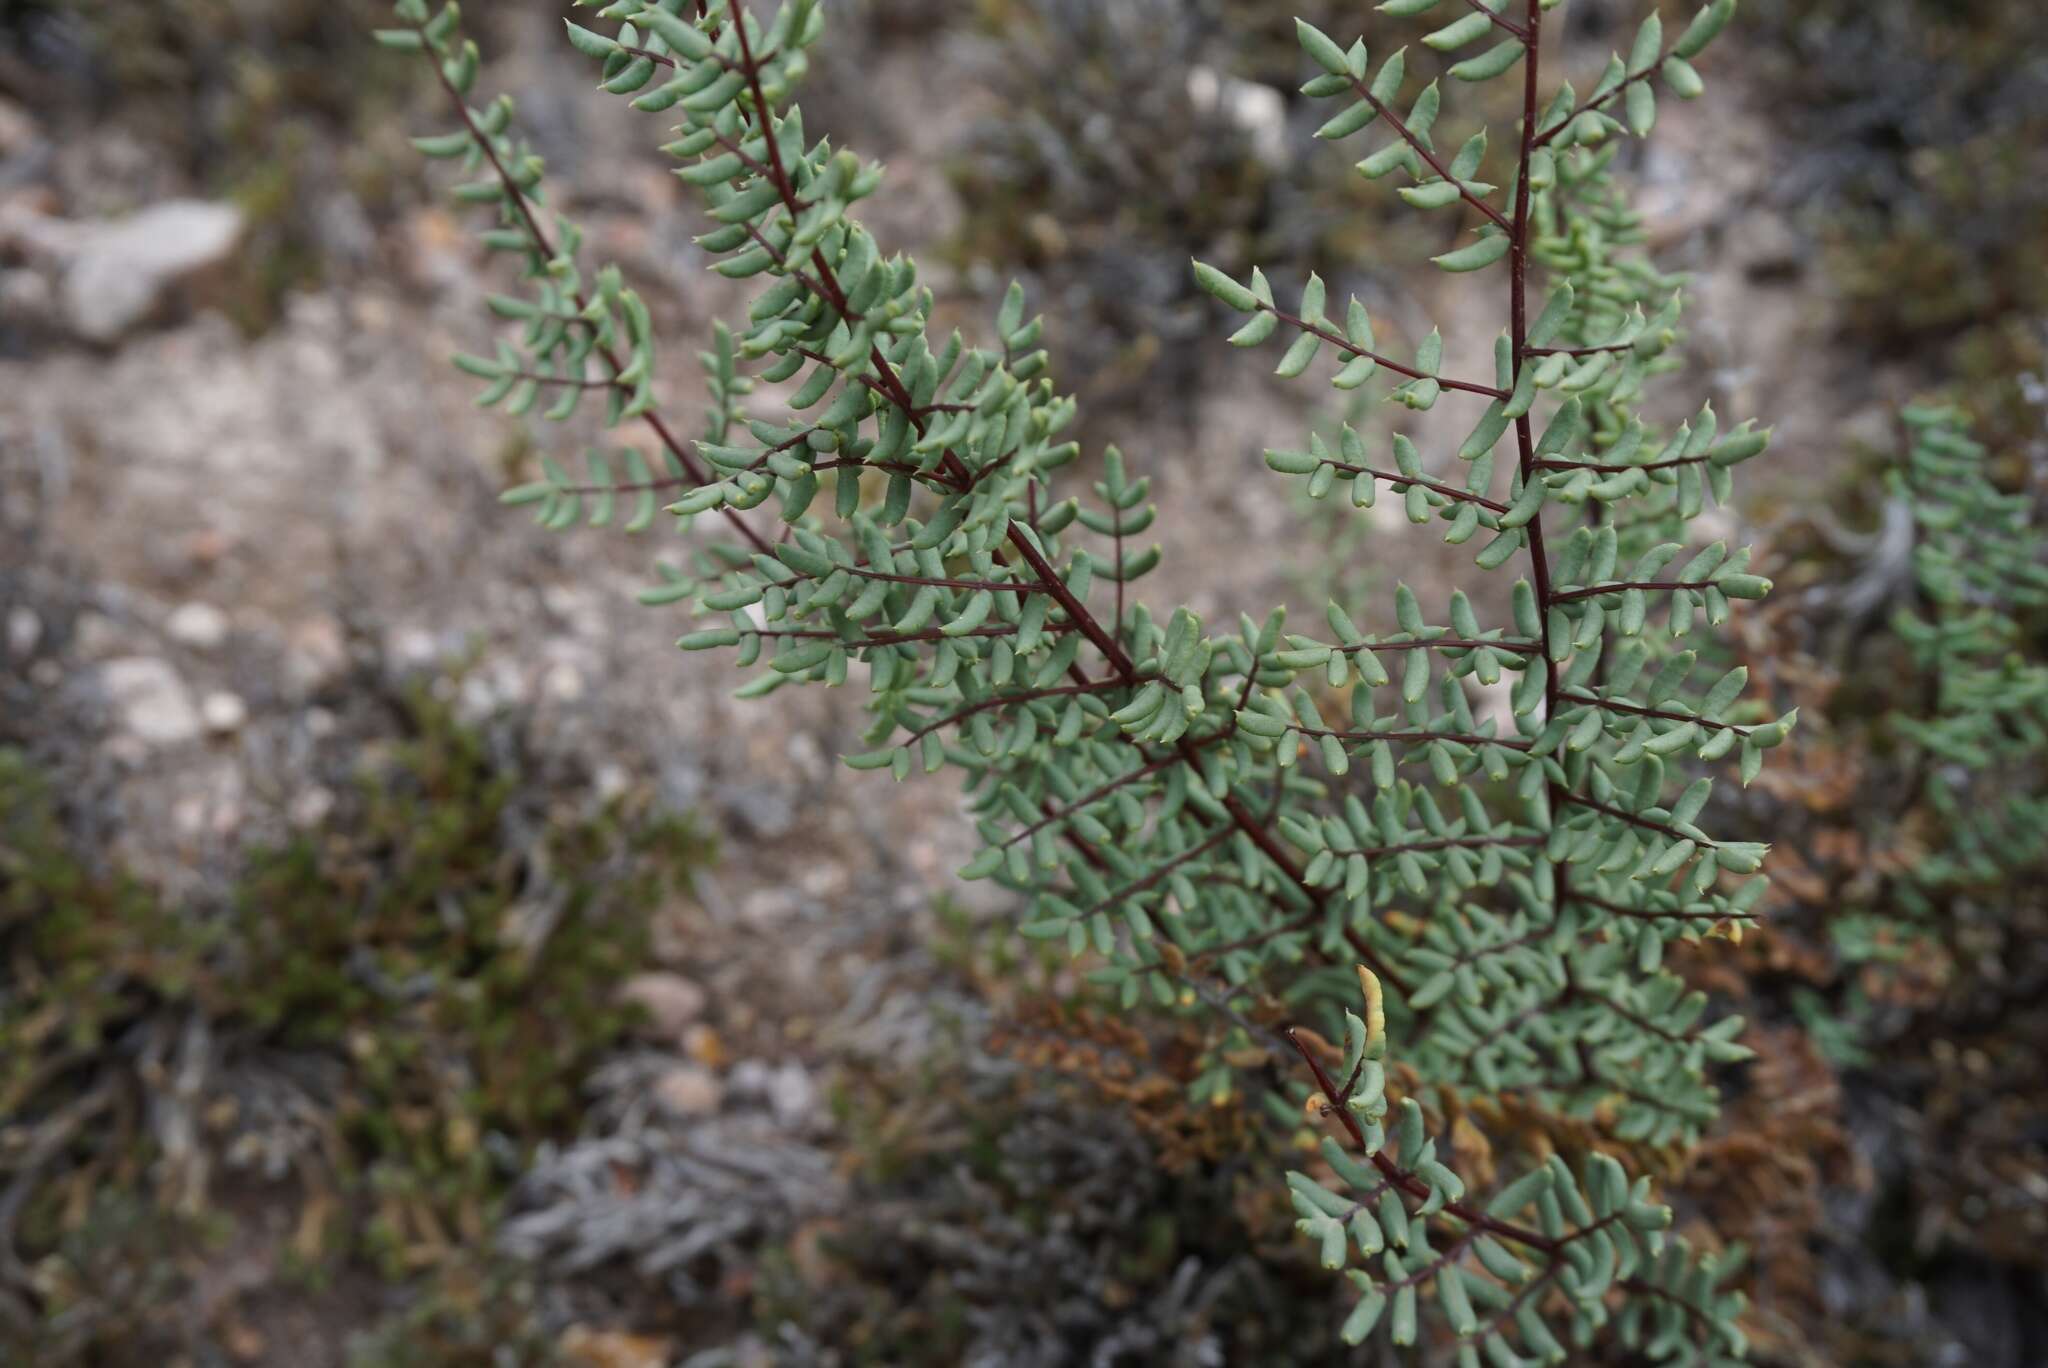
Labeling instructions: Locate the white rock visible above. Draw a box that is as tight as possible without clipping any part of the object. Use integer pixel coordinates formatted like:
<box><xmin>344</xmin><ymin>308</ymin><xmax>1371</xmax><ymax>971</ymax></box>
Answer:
<box><xmin>729</xmin><ymin>1059</ymin><xmax>817</xmax><ymax>1125</ymax></box>
<box><xmin>542</xmin><ymin>660</ymin><xmax>585</xmax><ymax>702</ymax></box>
<box><xmin>166</xmin><ymin>601</ymin><xmax>230</xmax><ymax>650</ymax></box>
<box><xmin>0</xmin><ymin>269</ymin><xmax>53</xmax><ymax>331</ymax></box>
<box><xmin>200</xmin><ymin>691</ymin><xmax>248</xmax><ymax>734</ymax></box>
<box><xmin>457</xmin><ymin>672</ymin><xmax>502</xmax><ymax>722</ymax></box>
<box><xmin>595</xmin><ymin>763</ymin><xmax>632</xmax><ymax>802</ymax></box>
<box><xmin>0</xmin><ymin>96</ymin><xmax>34</xmax><ymax>156</ymax></box>
<box><xmin>784</xmin><ymin>731</ymin><xmax>825</xmax><ymax>771</ymax></box>
<box><xmin>739</xmin><ymin>887</ymin><xmax>800</xmax><ymax>925</ymax></box>
<box><xmin>388</xmin><ymin>625</ymin><xmax>439</xmax><ymax>670</ymax></box>
<box><xmin>74</xmin><ymin>611</ymin><xmax>122</xmax><ymax>658</ymax></box>
<box><xmin>289</xmin><ymin>785</ymin><xmax>336</xmax><ymax>829</ymax></box>
<box><xmin>652</xmin><ymin>1064</ymin><xmax>724</xmax><ymax>1117</ymax></box>
<box><xmin>762</xmin><ymin>1062</ymin><xmax>816</xmax><ymax>1124</ymax></box>
<box><xmin>6</xmin><ymin>606</ymin><xmax>40</xmax><ymax>656</ymax></box>
<box><xmin>63</xmin><ymin>200</ymin><xmax>245</xmax><ymax>343</ymax></box>
<box><xmin>102</xmin><ymin>734</ymin><xmax>149</xmax><ymax>768</ymax></box>
<box><xmin>99</xmin><ymin>656</ymin><xmax>200</xmax><ymax>745</ymax></box>
<box><xmin>174</xmin><ymin>794</ymin><xmax>208</xmax><ymax>836</ymax></box>
<box><xmin>797</xmin><ymin>861</ymin><xmax>848</xmax><ymax>899</ymax></box>
<box><xmin>1187</xmin><ymin>66</ymin><xmax>1289</xmax><ymax>167</ymax></box>
<box><xmin>286</xmin><ymin>617</ymin><xmax>349</xmax><ymax>696</ymax></box>
<box><xmin>455</xmin><ymin>656</ymin><xmax>530</xmax><ymax>723</ymax></box>
<box><xmin>621</xmin><ymin>972</ymin><xmax>708</xmax><ymax>1037</ymax></box>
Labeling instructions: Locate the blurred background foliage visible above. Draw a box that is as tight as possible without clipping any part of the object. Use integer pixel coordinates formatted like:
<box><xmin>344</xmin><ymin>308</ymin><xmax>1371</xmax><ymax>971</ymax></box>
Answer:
<box><xmin>1746</xmin><ymin>0</ymin><xmax>2048</xmax><ymax>448</ymax></box>
<box><xmin>1</xmin><ymin>678</ymin><xmax>710</xmax><ymax>1362</ymax></box>
<box><xmin>1</xmin><ymin>0</ymin><xmax>2046</xmax><ymax>1364</ymax></box>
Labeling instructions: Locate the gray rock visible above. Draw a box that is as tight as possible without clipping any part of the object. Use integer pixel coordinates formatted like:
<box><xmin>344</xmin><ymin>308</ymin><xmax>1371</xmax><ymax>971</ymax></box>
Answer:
<box><xmin>63</xmin><ymin>200</ymin><xmax>244</xmax><ymax>343</ymax></box>
<box><xmin>1728</xmin><ymin>209</ymin><xmax>1805</xmax><ymax>279</ymax></box>
<box><xmin>720</xmin><ymin>784</ymin><xmax>795</xmax><ymax>840</ymax></box>
<box><xmin>99</xmin><ymin>656</ymin><xmax>200</xmax><ymax>745</ymax></box>
<box><xmin>658</xmin><ymin>757</ymin><xmax>707</xmax><ymax>812</ymax></box>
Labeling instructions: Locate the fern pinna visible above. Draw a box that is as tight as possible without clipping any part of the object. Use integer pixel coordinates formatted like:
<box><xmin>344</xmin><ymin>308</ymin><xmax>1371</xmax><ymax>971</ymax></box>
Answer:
<box><xmin>382</xmin><ymin>0</ymin><xmax>1788</xmax><ymax>1360</ymax></box>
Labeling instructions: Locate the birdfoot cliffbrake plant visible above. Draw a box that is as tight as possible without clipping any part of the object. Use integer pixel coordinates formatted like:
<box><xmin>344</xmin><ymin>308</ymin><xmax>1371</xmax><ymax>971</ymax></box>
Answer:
<box><xmin>1888</xmin><ymin>405</ymin><xmax>2048</xmax><ymax>911</ymax></box>
<box><xmin>384</xmin><ymin>0</ymin><xmax>1786</xmax><ymax>1360</ymax></box>
<box><xmin>1779</xmin><ymin>403</ymin><xmax>2048</xmax><ymax>1046</ymax></box>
